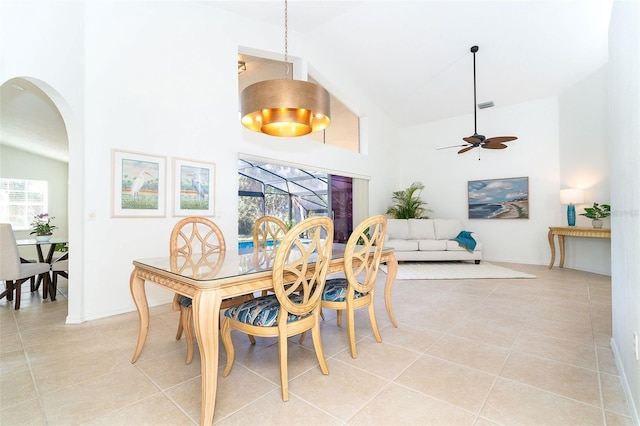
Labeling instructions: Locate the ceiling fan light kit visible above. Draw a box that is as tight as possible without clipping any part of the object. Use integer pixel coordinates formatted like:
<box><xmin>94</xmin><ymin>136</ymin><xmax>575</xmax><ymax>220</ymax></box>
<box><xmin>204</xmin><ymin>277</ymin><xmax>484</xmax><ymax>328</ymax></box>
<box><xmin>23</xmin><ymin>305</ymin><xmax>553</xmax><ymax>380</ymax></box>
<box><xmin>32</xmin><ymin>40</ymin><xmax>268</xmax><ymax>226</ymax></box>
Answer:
<box><xmin>438</xmin><ymin>45</ymin><xmax>517</xmax><ymax>158</ymax></box>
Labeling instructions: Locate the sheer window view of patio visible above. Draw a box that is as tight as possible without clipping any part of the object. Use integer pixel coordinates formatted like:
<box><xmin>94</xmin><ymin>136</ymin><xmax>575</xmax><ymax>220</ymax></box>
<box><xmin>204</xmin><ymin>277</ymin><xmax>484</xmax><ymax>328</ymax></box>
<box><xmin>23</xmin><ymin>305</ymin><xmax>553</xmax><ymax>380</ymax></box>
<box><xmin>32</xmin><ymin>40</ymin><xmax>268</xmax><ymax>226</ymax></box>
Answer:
<box><xmin>238</xmin><ymin>158</ymin><xmax>354</xmax><ymax>247</ymax></box>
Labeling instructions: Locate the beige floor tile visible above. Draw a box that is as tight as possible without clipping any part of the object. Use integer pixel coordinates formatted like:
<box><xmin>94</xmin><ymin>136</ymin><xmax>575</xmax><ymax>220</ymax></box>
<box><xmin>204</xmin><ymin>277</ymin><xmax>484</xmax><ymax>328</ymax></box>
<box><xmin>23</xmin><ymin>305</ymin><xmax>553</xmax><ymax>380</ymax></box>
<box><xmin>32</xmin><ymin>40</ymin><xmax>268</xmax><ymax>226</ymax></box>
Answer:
<box><xmin>348</xmin><ymin>383</ymin><xmax>476</xmax><ymax>425</ymax></box>
<box><xmin>597</xmin><ymin>345</ymin><xmax>621</xmax><ymax>375</ymax></box>
<box><xmin>215</xmin><ymin>389</ymin><xmax>341</xmax><ymax>425</ymax></box>
<box><xmin>511</xmin><ymin>330</ymin><xmax>597</xmax><ymax>370</ymax></box>
<box><xmin>0</xmin><ymin>397</ymin><xmax>46</xmax><ymax>425</ymax></box>
<box><xmin>31</xmin><ymin>348</ymin><xmax>131</xmax><ymax>395</ymax></box>
<box><xmin>522</xmin><ymin>315</ymin><xmax>595</xmax><ymax>346</ymax></box>
<box><xmin>289</xmin><ymin>358</ymin><xmax>389</xmax><ymax>421</ymax></box>
<box><xmin>600</xmin><ymin>372</ymin><xmax>631</xmax><ymax>416</ymax></box>
<box><xmin>0</xmin><ymin>369</ymin><xmax>38</xmax><ymax>409</ymax></box>
<box><xmin>228</xmin><ymin>339</ymin><xmax>327</xmax><ymax>386</ymax></box>
<box><xmin>1</xmin><ymin>263</ymin><xmax>632</xmax><ymax>424</ymax></box>
<box><xmin>481</xmin><ymin>378</ymin><xmax>603</xmax><ymax>425</ymax></box>
<box><xmin>426</xmin><ymin>334</ymin><xmax>509</xmax><ymax>374</ymax></box>
<box><xmin>0</xmin><ymin>348</ymin><xmax>29</xmax><ymax>377</ymax></box>
<box><xmin>374</xmin><ymin>323</ymin><xmax>443</xmax><ymax>353</ymax></box>
<box><xmin>605</xmin><ymin>411</ymin><xmax>635</xmax><ymax>426</ymax></box>
<box><xmin>40</xmin><ymin>365</ymin><xmax>159</xmax><ymax>424</ymax></box>
<box><xmin>332</xmin><ymin>336</ymin><xmax>421</xmax><ymax>379</ymax></box>
<box><xmin>395</xmin><ymin>355</ymin><xmax>496</xmax><ymax>413</ymax></box>
<box><xmin>448</xmin><ymin>319</ymin><xmax>521</xmax><ymax>349</ymax></box>
<box><xmin>86</xmin><ymin>393</ymin><xmax>195</xmax><ymax>425</ymax></box>
<box><xmin>499</xmin><ymin>351</ymin><xmax>601</xmax><ymax>406</ymax></box>
<box><xmin>166</xmin><ymin>365</ymin><xmax>277</xmax><ymax>423</ymax></box>
<box><xmin>135</xmin><ymin>347</ymin><xmax>203</xmax><ymax>390</ymax></box>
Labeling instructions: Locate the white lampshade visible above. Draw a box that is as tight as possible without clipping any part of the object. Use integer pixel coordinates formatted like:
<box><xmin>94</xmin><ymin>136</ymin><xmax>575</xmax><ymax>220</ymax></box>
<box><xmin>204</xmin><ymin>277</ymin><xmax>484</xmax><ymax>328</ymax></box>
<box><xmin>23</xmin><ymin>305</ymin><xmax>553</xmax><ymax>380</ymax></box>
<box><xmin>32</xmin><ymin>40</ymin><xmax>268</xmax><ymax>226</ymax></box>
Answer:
<box><xmin>560</xmin><ymin>188</ymin><xmax>585</xmax><ymax>205</ymax></box>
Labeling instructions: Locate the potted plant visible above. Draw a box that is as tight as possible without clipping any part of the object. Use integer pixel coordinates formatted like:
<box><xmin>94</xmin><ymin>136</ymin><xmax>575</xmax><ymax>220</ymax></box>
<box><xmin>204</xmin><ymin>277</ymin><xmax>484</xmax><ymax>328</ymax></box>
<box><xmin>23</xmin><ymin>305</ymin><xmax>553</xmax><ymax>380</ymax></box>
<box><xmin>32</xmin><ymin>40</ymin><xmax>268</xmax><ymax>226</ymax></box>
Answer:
<box><xmin>579</xmin><ymin>202</ymin><xmax>610</xmax><ymax>228</ymax></box>
<box><xmin>386</xmin><ymin>182</ymin><xmax>430</xmax><ymax>219</ymax></box>
<box><xmin>30</xmin><ymin>213</ymin><xmax>58</xmax><ymax>241</ymax></box>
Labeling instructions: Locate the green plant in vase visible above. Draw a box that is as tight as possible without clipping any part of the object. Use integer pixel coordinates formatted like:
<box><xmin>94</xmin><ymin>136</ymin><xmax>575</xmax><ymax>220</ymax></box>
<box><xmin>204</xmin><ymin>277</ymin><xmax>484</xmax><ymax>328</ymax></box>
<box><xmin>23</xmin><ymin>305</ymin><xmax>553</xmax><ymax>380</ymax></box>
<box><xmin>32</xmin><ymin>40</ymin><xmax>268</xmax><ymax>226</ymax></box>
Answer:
<box><xmin>386</xmin><ymin>182</ymin><xmax>430</xmax><ymax>219</ymax></box>
<box><xmin>30</xmin><ymin>213</ymin><xmax>58</xmax><ymax>239</ymax></box>
<box><xmin>579</xmin><ymin>203</ymin><xmax>610</xmax><ymax>228</ymax></box>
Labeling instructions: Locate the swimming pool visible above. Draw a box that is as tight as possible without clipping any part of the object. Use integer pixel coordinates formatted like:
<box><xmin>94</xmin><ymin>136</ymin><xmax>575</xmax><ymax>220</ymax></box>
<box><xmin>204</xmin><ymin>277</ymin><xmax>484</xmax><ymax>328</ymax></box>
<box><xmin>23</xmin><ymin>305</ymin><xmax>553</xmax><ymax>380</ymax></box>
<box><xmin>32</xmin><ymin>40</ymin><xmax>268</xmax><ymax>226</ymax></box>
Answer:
<box><xmin>238</xmin><ymin>240</ymin><xmax>276</xmax><ymax>250</ymax></box>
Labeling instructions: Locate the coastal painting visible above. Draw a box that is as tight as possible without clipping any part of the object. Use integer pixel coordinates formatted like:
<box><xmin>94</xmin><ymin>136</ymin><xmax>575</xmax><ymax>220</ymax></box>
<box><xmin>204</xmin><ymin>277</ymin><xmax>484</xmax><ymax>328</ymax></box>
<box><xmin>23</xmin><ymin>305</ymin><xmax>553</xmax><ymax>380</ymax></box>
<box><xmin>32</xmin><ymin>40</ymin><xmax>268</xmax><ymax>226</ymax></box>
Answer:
<box><xmin>468</xmin><ymin>177</ymin><xmax>529</xmax><ymax>219</ymax></box>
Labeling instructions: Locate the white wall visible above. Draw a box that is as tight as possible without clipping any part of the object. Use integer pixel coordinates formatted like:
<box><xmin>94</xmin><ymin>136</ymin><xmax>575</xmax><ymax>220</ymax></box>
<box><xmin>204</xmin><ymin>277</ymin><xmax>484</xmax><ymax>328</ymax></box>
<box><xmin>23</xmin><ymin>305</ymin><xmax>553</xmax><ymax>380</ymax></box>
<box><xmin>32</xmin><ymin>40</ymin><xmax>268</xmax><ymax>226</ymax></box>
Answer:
<box><xmin>397</xmin><ymin>97</ymin><xmax>562</xmax><ymax>266</ymax></box>
<box><xmin>558</xmin><ymin>66</ymin><xmax>611</xmax><ymax>273</ymax></box>
<box><xmin>609</xmin><ymin>1</ymin><xmax>640</xmax><ymax>423</ymax></box>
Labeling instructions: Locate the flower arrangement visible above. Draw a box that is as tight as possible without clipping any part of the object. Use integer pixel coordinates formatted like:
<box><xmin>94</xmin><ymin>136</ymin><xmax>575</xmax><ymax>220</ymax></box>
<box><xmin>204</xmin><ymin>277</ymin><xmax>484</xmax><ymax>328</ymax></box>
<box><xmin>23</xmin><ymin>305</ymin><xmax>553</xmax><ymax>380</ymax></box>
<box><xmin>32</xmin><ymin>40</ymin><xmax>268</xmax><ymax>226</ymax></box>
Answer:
<box><xmin>30</xmin><ymin>213</ymin><xmax>58</xmax><ymax>236</ymax></box>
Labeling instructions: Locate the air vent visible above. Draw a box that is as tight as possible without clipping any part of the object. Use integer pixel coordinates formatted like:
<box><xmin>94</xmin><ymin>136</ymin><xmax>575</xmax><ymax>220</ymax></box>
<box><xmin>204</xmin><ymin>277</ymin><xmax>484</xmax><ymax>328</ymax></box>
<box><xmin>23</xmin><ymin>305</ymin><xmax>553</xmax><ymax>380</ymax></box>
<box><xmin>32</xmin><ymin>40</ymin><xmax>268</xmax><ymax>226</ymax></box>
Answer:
<box><xmin>478</xmin><ymin>101</ymin><xmax>494</xmax><ymax>109</ymax></box>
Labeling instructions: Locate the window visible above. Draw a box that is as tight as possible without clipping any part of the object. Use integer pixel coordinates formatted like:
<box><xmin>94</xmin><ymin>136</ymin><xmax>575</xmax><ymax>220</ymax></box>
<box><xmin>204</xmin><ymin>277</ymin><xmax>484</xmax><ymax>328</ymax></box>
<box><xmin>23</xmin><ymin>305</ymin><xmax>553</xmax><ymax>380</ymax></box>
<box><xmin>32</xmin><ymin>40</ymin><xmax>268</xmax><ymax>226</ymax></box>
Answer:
<box><xmin>0</xmin><ymin>178</ymin><xmax>48</xmax><ymax>230</ymax></box>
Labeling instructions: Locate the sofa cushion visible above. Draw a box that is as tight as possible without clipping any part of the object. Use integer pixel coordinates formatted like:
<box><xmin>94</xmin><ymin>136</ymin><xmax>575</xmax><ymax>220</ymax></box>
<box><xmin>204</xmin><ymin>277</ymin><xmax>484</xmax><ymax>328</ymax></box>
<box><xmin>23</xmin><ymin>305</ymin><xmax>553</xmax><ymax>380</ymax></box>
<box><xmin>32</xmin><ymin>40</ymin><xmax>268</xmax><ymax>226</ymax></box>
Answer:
<box><xmin>433</xmin><ymin>219</ymin><xmax>464</xmax><ymax>240</ymax></box>
<box><xmin>418</xmin><ymin>240</ymin><xmax>447</xmax><ymax>251</ymax></box>
<box><xmin>385</xmin><ymin>239</ymin><xmax>419</xmax><ymax>251</ymax></box>
<box><xmin>386</xmin><ymin>219</ymin><xmax>410</xmax><ymax>240</ymax></box>
<box><xmin>408</xmin><ymin>219</ymin><xmax>435</xmax><ymax>239</ymax></box>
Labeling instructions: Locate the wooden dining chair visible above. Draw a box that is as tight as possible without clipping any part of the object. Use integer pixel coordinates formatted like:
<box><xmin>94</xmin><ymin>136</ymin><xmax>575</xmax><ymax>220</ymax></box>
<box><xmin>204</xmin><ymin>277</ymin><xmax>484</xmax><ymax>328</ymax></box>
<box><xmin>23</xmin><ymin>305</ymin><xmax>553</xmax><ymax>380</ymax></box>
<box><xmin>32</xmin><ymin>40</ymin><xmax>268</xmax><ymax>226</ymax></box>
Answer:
<box><xmin>321</xmin><ymin>215</ymin><xmax>387</xmax><ymax>358</ymax></box>
<box><xmin>221</xmin><ymin>216</ymin><xmax>334</xmax><ymax>401</ymax></box>
<box><xmin>170</xmin><ymin>217</ymin><xmax>254</xmax><ymax>364</ymax></box>
<box><xmin>0</xmin><ymin>223</ymin><xmax>51</xmax><ymax>310</ymax></box>
<box><xmin>253</xmin><ymin>216</ymin><xmax>287</xmax><ymax>296</ymax></box>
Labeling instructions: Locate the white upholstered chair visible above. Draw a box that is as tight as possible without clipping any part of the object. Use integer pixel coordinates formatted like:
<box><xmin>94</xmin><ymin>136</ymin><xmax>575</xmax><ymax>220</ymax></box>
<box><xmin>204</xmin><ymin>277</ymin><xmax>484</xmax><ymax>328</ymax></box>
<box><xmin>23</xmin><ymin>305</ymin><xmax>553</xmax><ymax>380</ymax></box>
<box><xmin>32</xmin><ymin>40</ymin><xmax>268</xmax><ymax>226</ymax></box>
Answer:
<box><xmin>0</xmin><ymin>223</ymin><xmax>51</xmax><ymax>310</ymax></box>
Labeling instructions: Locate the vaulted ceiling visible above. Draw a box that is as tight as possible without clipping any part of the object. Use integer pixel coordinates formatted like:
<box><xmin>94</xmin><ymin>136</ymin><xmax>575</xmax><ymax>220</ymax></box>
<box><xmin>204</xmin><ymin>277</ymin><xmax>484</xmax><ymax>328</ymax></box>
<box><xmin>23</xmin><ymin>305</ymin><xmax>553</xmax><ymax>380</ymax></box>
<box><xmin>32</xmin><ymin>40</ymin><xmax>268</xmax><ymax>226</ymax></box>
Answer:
<box><xmin>218</xmin><ymin>0</ymin><xmax>611</xmax><ymax>126</ymax></box>
<box><xmin>0</xmin><ymin>1</ymin><xmax>612</xmax><ymax>162</ymax></box>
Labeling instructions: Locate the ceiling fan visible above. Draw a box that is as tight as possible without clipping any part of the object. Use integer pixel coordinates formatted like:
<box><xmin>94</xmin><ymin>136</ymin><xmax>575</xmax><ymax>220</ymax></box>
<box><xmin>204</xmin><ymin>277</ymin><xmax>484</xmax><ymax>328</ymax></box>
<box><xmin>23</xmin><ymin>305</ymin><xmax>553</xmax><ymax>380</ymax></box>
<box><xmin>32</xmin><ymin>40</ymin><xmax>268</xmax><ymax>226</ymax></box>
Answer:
<box><xmin>438</xmin><ymin>45</ymin><xmax>517</xmax><ymax>156</ymax></box>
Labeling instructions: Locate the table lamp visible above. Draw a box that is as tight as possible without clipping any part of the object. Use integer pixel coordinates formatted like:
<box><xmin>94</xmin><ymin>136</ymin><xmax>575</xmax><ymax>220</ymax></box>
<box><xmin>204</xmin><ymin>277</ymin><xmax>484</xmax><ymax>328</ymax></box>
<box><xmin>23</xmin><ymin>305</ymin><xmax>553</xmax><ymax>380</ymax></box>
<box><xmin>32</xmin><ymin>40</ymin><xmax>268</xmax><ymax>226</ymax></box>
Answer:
<box><xmin>560</xmin><ymin>188</ymin><xmax>585</xmax><ymax>226</ymax></box>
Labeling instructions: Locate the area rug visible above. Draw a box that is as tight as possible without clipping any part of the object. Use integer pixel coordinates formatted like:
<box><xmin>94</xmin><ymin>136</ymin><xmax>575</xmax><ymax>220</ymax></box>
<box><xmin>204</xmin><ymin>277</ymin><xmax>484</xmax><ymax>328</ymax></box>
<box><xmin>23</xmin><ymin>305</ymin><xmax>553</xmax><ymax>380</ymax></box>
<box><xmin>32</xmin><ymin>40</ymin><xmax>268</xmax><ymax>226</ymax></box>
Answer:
<box><xmin>379</xmin><ymin>261</ymin><xmax>536</xmax><ymax>280</ymax></box>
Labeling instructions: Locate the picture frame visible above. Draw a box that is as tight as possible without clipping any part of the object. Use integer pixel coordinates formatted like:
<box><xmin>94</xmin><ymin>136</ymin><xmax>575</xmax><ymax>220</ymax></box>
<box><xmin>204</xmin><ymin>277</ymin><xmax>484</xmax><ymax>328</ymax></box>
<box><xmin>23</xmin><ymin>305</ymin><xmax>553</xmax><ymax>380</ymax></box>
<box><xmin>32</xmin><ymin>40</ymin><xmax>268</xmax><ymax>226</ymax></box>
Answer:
<box><xmin>173</xmin><ymin>157</ymin><xmax>215</xmax><ymax>217</ymax></box>
<box><xmin>468</xmin><ymin>176</ymin><xmax>529</xmax><ymax>219</ymax></box>
<box><xmin>111</xmin><ymin>149</ymin><xmax>167</xmax><ymax>217</ymax></box>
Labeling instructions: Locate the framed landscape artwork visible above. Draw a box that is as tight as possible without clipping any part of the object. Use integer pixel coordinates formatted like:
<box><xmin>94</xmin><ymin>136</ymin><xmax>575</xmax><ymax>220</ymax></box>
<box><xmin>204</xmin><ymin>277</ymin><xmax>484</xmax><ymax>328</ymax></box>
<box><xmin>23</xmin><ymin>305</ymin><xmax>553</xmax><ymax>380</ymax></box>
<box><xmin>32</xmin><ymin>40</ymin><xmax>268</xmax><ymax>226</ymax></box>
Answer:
<box><xmin>468</xmin><ymin>176</ymin><xmax>529</xmax><ymax>219</ymax></box>
<box><xmin>173</xmin><ymin>158</ymin><xmax>215</xmax><ymax>216</ymax></box>
<box><xmin>112</xmin><ymin>150</ymin><xmax>166</xmax><ymax>217</ymax></box>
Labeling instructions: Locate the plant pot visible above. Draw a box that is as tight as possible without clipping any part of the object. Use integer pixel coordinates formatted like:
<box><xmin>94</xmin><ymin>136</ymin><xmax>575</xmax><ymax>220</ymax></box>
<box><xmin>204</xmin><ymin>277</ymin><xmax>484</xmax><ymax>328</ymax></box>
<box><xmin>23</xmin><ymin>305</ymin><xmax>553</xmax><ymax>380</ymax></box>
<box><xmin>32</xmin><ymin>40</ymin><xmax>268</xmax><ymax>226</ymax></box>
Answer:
<box><xmin>35</xmin><ymin>235</ymin><xmax>52</xmax><ymax>242</ymax></box>
<box><xmin>592</xmin><ymin>219</ymin><xmax>603</xmax><ymax>229</ymax></box>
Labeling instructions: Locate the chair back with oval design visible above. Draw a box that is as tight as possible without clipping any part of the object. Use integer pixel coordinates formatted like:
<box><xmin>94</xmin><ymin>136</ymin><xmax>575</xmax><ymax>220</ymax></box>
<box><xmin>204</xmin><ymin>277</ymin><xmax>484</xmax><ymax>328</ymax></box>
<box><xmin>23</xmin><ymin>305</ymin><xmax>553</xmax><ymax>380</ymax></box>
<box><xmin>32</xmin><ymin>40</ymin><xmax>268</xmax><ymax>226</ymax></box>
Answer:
<box><xmin>252</xmin><ymin>216</ymin><xmax>287</xmax><ymax>269</ymax></box>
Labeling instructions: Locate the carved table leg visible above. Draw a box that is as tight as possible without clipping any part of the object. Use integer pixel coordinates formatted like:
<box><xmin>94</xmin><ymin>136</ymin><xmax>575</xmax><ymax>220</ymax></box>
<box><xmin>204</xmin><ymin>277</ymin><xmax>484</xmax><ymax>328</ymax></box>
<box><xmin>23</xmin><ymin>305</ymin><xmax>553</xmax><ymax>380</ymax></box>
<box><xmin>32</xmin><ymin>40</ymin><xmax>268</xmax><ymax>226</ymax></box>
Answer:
<box><xmin>130</xmin><ymin>268</ymin><xmax>149</xmax><ymax>363</ymax></box>
<box><xmin>193</xmin><ymin>289</ymin><xmax>222</xmax><ymax>426</ymax></box>
<box><xmin>558</xmin><ymin>235</ymin><xmax>566</xmax><ymax>268</ymax></box>
<box><xmin>383</xmin><ymin>254</ymin><xmax>399</xmax><ymax>328</ymax></box>
<box><xmin>548</xmin><ymin>230</ymin><xmax>556</xmax><ymax>269</ymax></box>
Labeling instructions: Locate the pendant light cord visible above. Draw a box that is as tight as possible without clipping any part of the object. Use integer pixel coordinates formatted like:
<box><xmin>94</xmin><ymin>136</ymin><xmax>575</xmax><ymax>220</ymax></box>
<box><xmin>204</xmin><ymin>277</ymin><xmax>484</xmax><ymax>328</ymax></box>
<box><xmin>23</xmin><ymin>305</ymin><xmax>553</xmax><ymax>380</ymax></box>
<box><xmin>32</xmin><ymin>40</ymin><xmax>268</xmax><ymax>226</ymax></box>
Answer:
<box><xmin>284</xmin><ymin>0</ymin><xmax>290</xmax><ymax>79</ymax></box>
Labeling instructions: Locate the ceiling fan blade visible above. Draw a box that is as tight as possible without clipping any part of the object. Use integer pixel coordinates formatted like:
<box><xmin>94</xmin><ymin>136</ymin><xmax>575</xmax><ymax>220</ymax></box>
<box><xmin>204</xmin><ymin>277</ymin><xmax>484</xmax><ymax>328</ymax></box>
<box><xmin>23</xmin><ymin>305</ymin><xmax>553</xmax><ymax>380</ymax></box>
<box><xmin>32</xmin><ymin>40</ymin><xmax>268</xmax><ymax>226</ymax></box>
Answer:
<box><xmin>463</xmin><ymin>137</ymin><xmax>482</xmax><ymax>144</ymax></box>
<box><xmin>458</xmin><ymin>146</ymin><xmax>476</xmax><ymax>154</ymax></box>
<box><xmin>437</xmin><ymin>144</ymin><xmax>468</xmax><ymax>150</ymax></box>
<box><xmin>484</xmin><ymin>136</ymin><xmax>517</xmax><ymax>144</ymax></box>
<box><xmin>482</xmin><ymin>143</ymin><xmax>508</xmax><ymax>150</ymax></box>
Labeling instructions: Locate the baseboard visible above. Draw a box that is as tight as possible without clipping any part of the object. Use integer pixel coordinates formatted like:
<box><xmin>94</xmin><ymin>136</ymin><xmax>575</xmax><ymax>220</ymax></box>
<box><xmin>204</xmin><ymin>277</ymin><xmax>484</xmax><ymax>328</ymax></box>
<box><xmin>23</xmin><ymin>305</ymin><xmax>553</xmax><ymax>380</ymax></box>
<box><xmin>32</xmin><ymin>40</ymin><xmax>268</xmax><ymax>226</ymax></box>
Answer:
<box><xmin>611</xmin><ymin>337</ymin><xmax>640</xmax><ymax>425</ymax></box>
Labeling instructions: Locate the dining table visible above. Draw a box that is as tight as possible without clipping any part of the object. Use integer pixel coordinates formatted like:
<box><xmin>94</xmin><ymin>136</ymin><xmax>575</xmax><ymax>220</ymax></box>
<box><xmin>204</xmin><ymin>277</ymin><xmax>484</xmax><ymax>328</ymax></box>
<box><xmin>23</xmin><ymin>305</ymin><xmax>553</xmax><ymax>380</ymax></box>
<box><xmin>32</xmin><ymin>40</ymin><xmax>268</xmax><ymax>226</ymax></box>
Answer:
<box><xmin>129</xmin><ymin>243</ymin><xmax>398</xmax><ymax>425</ymax></box>
<box><xmin>16</xmin><ymin>237</ymin><xmax>68</xmax><ymax>300</ymax></box>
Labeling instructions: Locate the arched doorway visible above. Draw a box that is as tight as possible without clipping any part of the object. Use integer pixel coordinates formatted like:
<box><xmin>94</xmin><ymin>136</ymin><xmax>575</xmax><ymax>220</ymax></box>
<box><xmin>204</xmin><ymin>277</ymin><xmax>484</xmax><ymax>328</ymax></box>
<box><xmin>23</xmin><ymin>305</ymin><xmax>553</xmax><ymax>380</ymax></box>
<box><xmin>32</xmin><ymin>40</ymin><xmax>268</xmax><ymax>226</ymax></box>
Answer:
<box><xmin>0</xmin><ymin>76</ymin><xmax>82</xmax><ymax>323</ymax></box>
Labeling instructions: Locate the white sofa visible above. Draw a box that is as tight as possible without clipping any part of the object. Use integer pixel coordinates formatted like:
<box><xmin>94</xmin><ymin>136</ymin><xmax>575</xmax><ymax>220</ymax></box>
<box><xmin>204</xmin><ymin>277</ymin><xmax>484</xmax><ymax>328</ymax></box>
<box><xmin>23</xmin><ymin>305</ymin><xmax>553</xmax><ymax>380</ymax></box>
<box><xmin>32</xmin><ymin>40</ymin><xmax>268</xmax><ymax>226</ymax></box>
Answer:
<box><xmin>385</xmin><ymin>218</ymin><xmax>482</xmax><ymax>263</ymax></box>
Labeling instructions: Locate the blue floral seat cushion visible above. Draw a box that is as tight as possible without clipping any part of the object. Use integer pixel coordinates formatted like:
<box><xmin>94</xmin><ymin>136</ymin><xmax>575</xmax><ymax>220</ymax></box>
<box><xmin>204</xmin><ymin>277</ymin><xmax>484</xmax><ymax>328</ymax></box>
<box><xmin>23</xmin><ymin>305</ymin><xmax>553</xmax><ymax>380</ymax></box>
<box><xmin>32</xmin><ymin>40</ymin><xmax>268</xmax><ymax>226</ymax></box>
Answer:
<box><xmin>321</xmin><ymin>278</ymin><xmax>366</xmax><ymax>302</ymax></box>
<box><xmin>178</xmin><ymin>295</ymin><xmax>193</xmax><ymax>307</ymax></box>
<box><xmin>224</xmin><ymin>294</ymin><xmax>309</xmax><ymax>327</ymax></box>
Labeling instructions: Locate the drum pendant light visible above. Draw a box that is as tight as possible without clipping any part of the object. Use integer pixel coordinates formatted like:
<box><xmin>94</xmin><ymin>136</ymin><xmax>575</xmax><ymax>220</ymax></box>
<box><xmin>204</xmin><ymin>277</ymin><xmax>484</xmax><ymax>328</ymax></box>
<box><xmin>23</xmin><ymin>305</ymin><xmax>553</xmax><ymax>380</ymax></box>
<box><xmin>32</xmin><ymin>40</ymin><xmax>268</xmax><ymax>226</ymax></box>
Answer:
<box><xmin>240</xmin><ymin>0</ymin><xmax>331</xmax><ymax>137</ymax></box>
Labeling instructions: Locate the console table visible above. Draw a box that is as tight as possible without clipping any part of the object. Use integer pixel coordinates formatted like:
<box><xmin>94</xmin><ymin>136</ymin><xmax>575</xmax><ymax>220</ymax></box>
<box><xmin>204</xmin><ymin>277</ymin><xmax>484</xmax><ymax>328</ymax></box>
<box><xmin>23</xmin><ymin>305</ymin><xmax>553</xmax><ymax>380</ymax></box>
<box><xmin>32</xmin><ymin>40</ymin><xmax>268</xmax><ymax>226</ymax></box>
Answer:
<box><xmin>548</xmin><ymin>226</ymin><xmax>611</xmax><ymax>269</ymax></box>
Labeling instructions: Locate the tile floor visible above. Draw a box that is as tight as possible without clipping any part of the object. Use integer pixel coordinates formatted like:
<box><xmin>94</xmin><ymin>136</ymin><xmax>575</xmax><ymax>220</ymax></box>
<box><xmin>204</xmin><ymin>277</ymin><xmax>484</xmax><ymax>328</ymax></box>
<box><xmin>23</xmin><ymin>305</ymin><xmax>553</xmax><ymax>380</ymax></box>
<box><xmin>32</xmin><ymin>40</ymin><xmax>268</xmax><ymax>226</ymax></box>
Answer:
<box><xmin>1</xmin><ymin>263</ymin><xmax>634</xmax><ymax>425</ymax></box>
